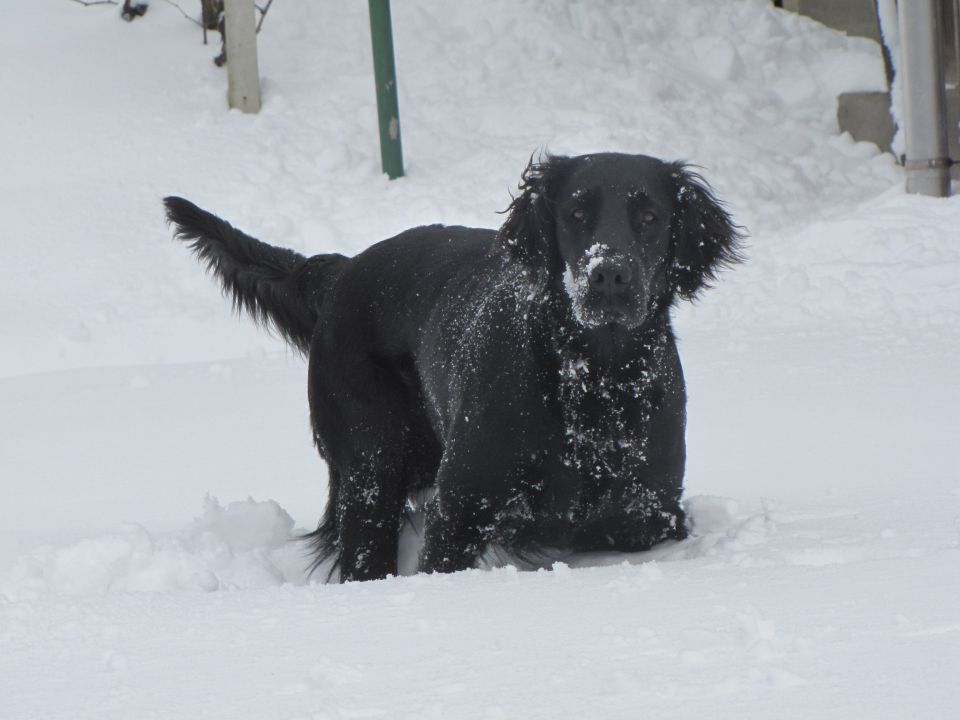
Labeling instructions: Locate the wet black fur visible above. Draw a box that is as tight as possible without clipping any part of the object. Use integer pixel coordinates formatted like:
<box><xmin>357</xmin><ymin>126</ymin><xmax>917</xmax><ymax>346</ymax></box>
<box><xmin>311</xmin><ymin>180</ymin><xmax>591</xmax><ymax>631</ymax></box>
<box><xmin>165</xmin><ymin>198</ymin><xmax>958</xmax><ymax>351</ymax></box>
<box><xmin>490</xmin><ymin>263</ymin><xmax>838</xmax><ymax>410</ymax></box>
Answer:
<box><xmin>165</xmin><ymin>152</ymin><xmax>742</xmax><ymax>582</ymax></box>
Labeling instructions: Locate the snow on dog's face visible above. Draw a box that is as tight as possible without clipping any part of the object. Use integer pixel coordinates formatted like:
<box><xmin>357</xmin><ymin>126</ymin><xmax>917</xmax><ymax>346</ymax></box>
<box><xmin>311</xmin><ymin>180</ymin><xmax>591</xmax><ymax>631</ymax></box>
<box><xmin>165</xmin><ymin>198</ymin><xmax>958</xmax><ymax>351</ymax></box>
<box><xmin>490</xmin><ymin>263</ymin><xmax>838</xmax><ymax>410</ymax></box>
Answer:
<box><xmin>497</xmin><ymin>152</ymin><xmax>742</xmax><ymax>330</ymax></box>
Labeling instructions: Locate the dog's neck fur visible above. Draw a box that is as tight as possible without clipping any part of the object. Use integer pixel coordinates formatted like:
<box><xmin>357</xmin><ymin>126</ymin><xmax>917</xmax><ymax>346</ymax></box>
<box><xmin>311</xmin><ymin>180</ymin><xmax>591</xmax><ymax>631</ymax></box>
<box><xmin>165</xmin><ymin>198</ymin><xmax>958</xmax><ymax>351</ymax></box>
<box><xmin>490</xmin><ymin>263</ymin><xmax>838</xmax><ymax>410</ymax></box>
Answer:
<box><xmin>543</xmin><ymin>283</ymin><xmax>675</xmax><ymax>434</ymax></box>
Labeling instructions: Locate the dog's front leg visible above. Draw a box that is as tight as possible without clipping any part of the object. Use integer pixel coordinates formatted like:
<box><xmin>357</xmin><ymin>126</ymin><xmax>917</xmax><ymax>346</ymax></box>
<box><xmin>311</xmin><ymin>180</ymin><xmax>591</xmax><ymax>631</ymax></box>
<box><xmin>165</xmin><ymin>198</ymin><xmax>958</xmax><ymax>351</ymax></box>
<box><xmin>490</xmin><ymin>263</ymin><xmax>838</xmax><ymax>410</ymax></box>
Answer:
<box><xmin>418</xmin><ymin>435</ymin><xmax>524</xmax><ymax>575</ymax></box>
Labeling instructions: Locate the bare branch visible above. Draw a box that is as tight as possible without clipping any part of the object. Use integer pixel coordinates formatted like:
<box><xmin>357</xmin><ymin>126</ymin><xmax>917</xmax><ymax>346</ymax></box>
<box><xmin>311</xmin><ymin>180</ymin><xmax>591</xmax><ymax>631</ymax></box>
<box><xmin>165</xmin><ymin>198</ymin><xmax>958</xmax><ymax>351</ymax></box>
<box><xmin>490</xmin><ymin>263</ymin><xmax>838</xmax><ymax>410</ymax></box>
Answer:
<box><xmin>71</xmin><ymin>0</ymin><xmax>119</xmax><ymax>6</ymax></box>
<box><xmin>158</xmin><ymin>0</ymin><xmax>203</xmax><ymax>27</ymax></box>
<box><xmin>255</xmin><ymin>0</ymin><xmax>273</xmax><ymax>33</ymax></box>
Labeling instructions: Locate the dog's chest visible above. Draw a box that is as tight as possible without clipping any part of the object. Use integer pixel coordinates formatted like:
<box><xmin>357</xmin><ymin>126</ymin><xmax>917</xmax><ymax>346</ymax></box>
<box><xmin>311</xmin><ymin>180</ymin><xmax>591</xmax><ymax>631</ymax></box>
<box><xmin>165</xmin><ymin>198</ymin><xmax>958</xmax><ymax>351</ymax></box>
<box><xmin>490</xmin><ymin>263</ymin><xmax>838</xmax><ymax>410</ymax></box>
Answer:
<box><xmin>491</xmin><ymin>352</ymin><xmax>670</xmax><ymax>546</ymax></box>
<box><xmin>556</xmin><ymin>355</ymin><xmax>660</xmax><ymax>484</ymax></box>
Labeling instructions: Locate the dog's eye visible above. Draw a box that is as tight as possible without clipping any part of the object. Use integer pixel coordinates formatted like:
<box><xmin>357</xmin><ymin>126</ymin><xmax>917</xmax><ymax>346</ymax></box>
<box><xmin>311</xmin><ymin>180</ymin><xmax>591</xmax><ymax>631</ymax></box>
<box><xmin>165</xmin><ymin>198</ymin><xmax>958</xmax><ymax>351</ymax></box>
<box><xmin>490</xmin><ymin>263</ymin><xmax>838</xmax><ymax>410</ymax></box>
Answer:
<box><xmin>638</xmin><ymin>210</ymin><xmax>658</xmax><ymax>226</ymax></box>
<box><xmin>570</xmin><ymin>208</ymin><xmax>587</xmax><ymax>223</ymax></box>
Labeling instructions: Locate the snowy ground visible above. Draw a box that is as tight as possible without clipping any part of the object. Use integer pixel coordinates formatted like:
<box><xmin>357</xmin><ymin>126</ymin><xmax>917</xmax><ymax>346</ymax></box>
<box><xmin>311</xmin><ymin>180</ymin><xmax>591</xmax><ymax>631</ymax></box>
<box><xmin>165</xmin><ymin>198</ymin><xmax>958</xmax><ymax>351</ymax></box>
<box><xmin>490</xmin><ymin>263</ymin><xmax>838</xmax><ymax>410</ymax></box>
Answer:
<box><xmin>2</xmin><ymin>1</ymin><xmax>959</xmax><ymax>718</ymax></box>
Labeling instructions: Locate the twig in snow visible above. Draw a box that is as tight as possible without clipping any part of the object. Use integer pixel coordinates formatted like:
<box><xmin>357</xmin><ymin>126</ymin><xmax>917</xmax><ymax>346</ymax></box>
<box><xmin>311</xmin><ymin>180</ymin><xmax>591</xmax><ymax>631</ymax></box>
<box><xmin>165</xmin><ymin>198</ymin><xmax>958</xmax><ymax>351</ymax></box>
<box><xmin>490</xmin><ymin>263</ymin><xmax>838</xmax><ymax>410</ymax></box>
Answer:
<box><xmin>71</xmin><ymin>0</ymin><xmax>119</xmax><ymax>6</ymax></box>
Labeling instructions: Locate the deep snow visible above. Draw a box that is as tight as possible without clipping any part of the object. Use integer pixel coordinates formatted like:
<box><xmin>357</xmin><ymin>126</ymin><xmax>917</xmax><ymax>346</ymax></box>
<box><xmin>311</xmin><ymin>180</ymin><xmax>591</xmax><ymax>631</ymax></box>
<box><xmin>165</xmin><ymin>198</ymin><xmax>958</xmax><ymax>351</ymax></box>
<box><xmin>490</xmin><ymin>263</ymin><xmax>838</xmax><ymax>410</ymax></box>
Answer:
<box><xmin>2</xmin><ymin>1</ymin><xmax>959</xmax><ymax>718</ymax></box>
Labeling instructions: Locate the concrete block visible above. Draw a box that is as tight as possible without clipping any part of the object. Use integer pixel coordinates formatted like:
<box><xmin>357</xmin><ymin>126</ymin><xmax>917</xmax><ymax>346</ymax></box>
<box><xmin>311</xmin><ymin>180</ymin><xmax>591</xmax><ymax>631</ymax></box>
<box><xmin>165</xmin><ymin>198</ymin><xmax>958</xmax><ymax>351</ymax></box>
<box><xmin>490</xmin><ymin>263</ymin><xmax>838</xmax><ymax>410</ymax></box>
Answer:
<box><xmin>838</xmin><ymin>91</ymin><xmax>896</xmax><ymax>153</ymax></box>
<box><xmin>782</xmin><ymin>0</ymin><xmax>882</xmax><ymax>41</ymax></box>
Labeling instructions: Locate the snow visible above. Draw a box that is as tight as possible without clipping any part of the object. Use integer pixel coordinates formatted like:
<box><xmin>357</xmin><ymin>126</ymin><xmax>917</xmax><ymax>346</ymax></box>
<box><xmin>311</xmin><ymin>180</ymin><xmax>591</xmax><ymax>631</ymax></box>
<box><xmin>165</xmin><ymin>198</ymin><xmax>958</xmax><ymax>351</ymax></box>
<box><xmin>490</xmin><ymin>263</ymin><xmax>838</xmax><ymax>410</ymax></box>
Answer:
<box><xmin>7</xmin><ymin>497</ymin><xmax>304</xmax><ymax>598</ymax></box>
<box><xmin>2</xmin><ymin>0</ymin><xmax>959</xmax><ymax>718</ymax></box>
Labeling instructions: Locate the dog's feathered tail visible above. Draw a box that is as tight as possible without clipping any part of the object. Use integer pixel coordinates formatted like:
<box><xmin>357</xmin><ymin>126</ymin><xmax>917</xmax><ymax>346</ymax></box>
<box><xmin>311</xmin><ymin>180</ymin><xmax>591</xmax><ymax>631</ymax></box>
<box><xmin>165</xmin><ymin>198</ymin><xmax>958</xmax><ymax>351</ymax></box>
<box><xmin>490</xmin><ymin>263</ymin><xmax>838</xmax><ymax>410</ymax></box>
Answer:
<box><xmin>301</xmin><ymin>467</ymin><xmax>343</xmax><ymax>581</ymax></box>
<box><xmin>164</xmin><ymin>196</ymin><xmax>348</xmax><ymax>354</ymax></box>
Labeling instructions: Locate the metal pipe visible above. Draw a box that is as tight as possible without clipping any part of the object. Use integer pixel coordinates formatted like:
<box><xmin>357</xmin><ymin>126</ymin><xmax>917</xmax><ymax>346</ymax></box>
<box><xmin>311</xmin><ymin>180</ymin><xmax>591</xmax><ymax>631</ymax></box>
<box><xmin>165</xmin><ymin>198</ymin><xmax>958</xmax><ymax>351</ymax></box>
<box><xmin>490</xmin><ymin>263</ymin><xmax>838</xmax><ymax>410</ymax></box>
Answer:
<box><xmin>898</xmin><ymin>0</ymin><xmax>950</xmax><ymax>196</ymax></box>
<box><xmin>369</xmin><ymin>0</ymin><xmax>404</xmax><ymax>179</ymax></box>
<box><xmin>953</xmin><ymin>0</ymin><xmax>960</xmax><ymax>87</ymax></box>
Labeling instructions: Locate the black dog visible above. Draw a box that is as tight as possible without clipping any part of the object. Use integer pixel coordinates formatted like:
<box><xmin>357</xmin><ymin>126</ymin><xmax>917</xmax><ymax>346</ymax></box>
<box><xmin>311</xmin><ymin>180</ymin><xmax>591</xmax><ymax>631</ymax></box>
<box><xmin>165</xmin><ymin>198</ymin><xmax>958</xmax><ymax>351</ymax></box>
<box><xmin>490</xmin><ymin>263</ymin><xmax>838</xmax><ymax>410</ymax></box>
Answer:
<box><xmin>165</xmin><ymin>152</ymin><xmax>741</xmax><ymax>582</ymax></box>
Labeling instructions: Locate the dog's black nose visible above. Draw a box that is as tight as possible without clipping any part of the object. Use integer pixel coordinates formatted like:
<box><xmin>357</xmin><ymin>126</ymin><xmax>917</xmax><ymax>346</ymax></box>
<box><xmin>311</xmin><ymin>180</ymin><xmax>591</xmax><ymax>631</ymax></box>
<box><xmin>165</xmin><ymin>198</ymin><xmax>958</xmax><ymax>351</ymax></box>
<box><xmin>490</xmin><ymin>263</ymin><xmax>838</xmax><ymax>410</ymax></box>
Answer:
<box><xmin>588</xmin><ymin>259</ymin><xmax>633</xmax><ymax>295</ymax></box>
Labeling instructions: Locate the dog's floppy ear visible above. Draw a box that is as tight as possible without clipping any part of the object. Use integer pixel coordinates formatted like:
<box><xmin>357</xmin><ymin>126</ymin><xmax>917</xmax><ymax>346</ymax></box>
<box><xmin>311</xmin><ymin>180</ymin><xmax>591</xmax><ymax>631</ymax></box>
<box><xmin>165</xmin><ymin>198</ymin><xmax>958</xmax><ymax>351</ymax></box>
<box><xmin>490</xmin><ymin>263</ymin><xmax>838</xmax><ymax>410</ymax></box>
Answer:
<box><xmin>668</xmin><ymin>164</ymin><xmax>744</xmax><ymax>300</ymax></box>
<box><xmin>496</xmin><ymin>154</ymin><xmax>570</xmax><ymax>269</ymax></box>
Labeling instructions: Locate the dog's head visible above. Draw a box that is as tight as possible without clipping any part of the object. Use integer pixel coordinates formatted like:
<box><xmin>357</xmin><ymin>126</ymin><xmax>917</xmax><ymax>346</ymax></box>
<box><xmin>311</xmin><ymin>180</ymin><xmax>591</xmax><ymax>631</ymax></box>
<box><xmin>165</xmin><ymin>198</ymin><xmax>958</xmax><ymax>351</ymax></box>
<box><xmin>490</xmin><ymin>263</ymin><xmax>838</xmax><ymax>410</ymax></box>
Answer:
<box><xmin>497</xmin><ymin>153</ymin><xmax>743</xmax><ymax>329</ymax></box>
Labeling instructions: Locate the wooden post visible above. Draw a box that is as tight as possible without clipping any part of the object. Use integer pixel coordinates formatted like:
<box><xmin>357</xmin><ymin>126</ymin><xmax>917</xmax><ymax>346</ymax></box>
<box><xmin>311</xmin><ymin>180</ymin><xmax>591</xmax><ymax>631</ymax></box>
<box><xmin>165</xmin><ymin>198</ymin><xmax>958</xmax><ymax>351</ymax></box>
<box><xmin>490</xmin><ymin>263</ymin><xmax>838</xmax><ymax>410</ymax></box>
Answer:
<box><xmin>368</xmin><ymin>0</ymin><xmax>404</xmax><ymax>179</ymax></box>
<box><xmin>224</xmin><ymin>0</ymin><xmax>261</xmax><ymax>114</ymax></box>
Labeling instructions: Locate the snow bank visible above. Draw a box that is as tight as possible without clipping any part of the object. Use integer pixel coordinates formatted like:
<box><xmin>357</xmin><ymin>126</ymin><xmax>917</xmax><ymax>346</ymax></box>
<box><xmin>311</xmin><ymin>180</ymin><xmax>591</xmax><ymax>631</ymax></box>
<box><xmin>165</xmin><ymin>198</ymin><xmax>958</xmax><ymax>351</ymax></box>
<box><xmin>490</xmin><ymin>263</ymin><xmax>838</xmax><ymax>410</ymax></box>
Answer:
<box><xmin>4</xmin><ymin>498</ymin><xmax>304</xmax><ymax>600</ymax></box>
<box><xmin>0</xmin><ymin>0</ymin><xmax>896</xmax><ymax>378</ymax></box>
<box><xmin>675</xmin><ymin>185</ymin><xmax>960</xmax><ymax>335</ymax></box>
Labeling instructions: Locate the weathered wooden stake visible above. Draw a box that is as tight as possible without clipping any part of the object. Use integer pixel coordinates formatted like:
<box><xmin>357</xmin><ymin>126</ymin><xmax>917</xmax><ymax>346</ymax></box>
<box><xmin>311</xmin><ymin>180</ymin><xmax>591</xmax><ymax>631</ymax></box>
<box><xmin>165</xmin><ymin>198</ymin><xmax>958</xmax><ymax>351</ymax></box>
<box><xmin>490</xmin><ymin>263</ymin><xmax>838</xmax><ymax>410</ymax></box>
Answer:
<box><xmin>369</xmin><ymin>0</ymin><xmax>404</xmax><ymax>179</ymax></box>
<box><xmin>224</xmin><ymin>0</ymin><xmax>261</xmax><ymax>114</ymax></box>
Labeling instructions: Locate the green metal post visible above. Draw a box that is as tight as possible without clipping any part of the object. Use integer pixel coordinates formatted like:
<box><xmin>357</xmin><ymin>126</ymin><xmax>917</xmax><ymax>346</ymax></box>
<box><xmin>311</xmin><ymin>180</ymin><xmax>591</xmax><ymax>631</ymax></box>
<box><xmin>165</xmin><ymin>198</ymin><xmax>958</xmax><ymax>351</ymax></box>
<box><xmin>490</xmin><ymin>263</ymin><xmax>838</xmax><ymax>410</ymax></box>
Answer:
<box><xmin>368</xmin><ymin>0</ymin><xmax>404</xmax><ymax>179</ymax></box>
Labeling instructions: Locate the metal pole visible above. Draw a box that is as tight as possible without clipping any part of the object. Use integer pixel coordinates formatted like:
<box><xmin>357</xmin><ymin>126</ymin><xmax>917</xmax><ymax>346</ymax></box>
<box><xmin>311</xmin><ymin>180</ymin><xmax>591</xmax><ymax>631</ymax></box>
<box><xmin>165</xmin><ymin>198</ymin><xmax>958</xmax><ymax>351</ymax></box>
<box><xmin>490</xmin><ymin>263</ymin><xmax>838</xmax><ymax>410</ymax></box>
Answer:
<box><xmin>898</xmin><ymin>0</ymin><xmax>950</xmax><ymax>196</ymax></box>
<box><xmin>224</xmin><ymin>0</ymin><xmax>262</xmax><ymax>113</ymax></box>
<box><xmin>368</xmin><ymin>0</ymin><xmax>404</xmax><ymax>179</ymax></box>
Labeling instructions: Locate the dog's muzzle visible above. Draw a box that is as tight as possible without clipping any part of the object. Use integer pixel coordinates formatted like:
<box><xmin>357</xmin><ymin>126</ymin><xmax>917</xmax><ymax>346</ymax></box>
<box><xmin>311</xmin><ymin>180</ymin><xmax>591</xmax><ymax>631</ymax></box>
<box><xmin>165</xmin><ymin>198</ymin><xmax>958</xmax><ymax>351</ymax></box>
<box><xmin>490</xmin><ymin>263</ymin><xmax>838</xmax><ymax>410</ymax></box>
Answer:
<box><xmin>565</xmin><ymin>251</ymin><xmax>648</xmax><ymax>328</ymax></box>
